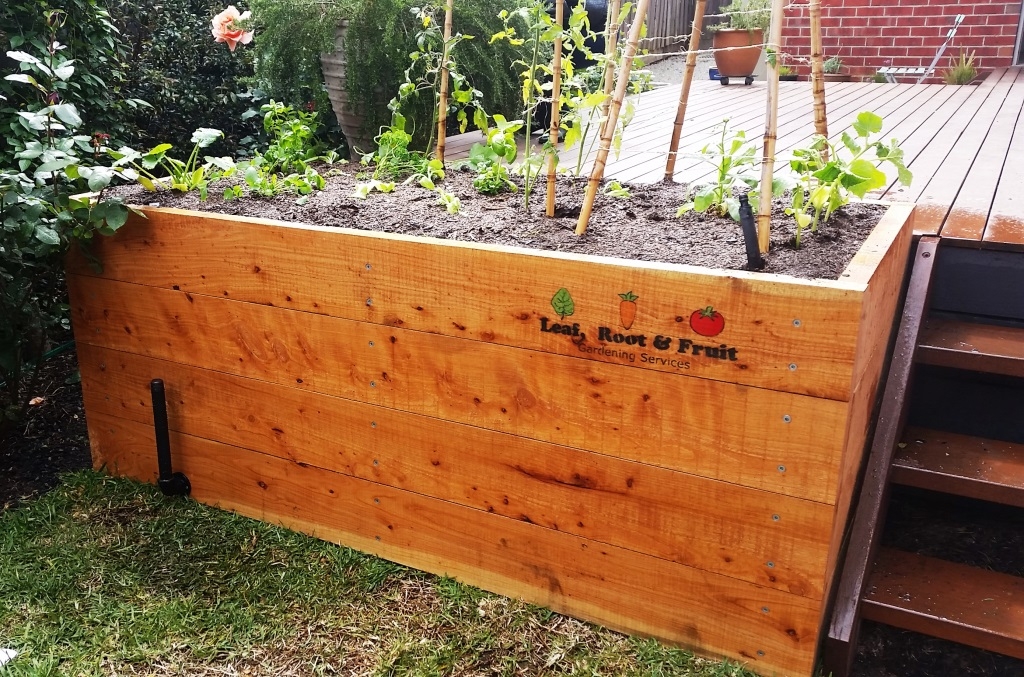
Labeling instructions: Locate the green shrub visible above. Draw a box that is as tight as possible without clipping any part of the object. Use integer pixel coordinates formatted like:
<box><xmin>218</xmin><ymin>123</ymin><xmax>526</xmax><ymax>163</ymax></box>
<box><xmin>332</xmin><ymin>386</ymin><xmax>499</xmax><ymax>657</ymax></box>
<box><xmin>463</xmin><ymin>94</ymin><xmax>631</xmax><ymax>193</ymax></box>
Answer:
<box><xmin>1</xmin><ymin>25</ymin><xmax>134</xmax><ymax>442</ymax></box>
<box><xmin>0</xmin><ymin>0</ymin><xmax>144</xmax><ymax>166</ymax></box>
<box><xmin>250</xmin><ymin>0</ymin><xmax>530</xmax><ymax>150</ymax></box>
<box><xmin>104</xmin><ymin>0</ymin><xmax>260</xmax><ymax>153</ymax></box>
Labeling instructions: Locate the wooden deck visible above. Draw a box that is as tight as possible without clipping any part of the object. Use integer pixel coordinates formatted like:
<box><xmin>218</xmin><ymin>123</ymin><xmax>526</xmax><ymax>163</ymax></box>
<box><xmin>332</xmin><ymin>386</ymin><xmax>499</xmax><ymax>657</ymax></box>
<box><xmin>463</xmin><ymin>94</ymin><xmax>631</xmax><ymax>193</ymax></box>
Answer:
<box><xmin>448</xmin><ymin>67</ymin><xmax>1024</xmax><ymax>250</ymax></box>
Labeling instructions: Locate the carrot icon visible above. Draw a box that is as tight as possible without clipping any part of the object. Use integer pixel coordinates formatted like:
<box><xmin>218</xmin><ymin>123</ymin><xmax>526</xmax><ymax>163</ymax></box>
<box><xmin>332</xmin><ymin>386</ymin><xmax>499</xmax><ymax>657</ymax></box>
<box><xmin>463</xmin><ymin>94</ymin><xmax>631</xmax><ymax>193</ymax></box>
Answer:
<box><xmin>618</xmin><ymin>291</ymin><xmax>638</xmax><ymax>329</ymax></box>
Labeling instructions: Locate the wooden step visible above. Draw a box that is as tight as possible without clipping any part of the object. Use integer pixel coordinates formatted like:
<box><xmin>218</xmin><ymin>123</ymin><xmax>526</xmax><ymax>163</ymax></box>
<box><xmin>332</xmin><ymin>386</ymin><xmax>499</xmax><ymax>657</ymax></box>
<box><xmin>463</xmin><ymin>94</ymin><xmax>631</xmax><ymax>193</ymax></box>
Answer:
<box><xmin>894</xmin><ymin>427</ymin><xmax>1024</xmax><ymax>508</ymax></box>
<box><xmin>917</xmin><ymin>317</ymin><xmax>1024</xmax><ymax>377</ymax></box>
<box><xmin>862</xmin><ymin>548</ymin><xmax>1024</xmax><ymax>660</ymax></box>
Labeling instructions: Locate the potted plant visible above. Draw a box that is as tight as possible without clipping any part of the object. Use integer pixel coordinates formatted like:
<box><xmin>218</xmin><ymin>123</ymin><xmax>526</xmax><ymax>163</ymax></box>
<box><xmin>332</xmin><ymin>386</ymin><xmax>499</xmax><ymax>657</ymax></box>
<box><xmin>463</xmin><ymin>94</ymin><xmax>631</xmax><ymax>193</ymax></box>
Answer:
<box><xmin>942</xmin><ymin>50</ymin><xmax>978</xmax><ymax>85</ymax></box>
<box><xmin>709</xmin><ymin>0</ymin><xmax>770</xmax><ymax>86</ymax></box>
<box><xmin>779</xmin><ymin>65</ymin><xmax>799</xmax><ymax>82</ymax></box>
<box><xmin>823</xmin><ymin>55</ymin><xmax>851</xmax><ymax>82</ymax></box>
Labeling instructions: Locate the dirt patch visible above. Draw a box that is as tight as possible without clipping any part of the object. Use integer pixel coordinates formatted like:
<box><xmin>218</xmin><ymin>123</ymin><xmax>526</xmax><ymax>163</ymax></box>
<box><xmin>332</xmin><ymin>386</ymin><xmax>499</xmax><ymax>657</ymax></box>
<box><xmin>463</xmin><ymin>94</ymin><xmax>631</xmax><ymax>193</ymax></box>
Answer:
<box><xmin>0</xmin><ymin>342</ymin><xmax>90</xmax><ymax>511</ymax></box>
<box><xmin>111</xmin><ymin>165</ymin><xmax>886</xmax><ymax>281</ymax></box>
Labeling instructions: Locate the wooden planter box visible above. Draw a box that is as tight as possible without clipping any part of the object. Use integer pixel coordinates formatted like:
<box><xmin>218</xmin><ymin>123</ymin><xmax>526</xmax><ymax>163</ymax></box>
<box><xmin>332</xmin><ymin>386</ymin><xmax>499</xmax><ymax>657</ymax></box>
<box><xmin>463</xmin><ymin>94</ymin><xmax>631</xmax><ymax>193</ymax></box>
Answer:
<box><xmin>67</xmin><ymin>201</ymin><xmax>915</xmax><ymax>676</ymax></box>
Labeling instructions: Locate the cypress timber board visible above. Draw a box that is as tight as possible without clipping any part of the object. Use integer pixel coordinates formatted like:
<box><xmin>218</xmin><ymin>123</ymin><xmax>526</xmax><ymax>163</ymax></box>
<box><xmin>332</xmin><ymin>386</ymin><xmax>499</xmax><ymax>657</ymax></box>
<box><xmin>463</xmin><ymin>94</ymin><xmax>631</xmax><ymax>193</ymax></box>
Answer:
<box><xmin>66</xmin><ymin>204</ymin><xmax>913</xmax><ymax>401</ymax></box>
<box><xmin>77</xmin><ymin>343</ymin><xmax>833</xmax><ymax>598</ymax></box>
<box><xmin>67</xmin><ymin>202</ymin><xmax>915</xmax><ymax>677</ymax></box>
<box><xmin>68</xmin><ymin>275</ymin><xmax>850</xmax><ymax>503</ymax></box>
<box><xmin>87</xmin><ymin>411</ymin><xmax>823</xmax><ymax>677</ymax></box>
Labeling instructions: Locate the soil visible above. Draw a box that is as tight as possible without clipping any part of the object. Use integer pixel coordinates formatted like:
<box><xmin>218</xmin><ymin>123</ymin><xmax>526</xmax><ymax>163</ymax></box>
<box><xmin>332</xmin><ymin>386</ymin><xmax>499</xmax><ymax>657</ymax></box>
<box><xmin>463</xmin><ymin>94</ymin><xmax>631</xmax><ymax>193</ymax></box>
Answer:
<box><xmin>110</xmin><ymin>165</ymin><xmax>887</xmax><ymax>282</ymax></box>
<box><xmin>0</xmin><ymin>342</ymin><xmax>90</xmax><ymax>511</ymax></box>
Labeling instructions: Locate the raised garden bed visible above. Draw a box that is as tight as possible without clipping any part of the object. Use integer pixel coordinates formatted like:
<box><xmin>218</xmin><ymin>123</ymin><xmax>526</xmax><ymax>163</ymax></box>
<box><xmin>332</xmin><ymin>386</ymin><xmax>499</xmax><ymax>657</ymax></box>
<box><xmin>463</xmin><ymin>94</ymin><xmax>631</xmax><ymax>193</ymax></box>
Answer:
<box><xmin>66</xmin><ymin>194</ymin><xmax>914</xmax><ymax>676</ymax></box>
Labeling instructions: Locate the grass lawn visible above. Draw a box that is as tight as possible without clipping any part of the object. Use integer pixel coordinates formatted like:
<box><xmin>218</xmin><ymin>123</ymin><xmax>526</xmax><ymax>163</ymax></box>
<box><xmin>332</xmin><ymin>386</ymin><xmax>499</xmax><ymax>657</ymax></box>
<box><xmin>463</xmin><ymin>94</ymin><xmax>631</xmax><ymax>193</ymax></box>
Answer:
<box><xmin>0</xmin><ymin>472</ymin><xmax>757</xmax><ymax>676</ymax></box>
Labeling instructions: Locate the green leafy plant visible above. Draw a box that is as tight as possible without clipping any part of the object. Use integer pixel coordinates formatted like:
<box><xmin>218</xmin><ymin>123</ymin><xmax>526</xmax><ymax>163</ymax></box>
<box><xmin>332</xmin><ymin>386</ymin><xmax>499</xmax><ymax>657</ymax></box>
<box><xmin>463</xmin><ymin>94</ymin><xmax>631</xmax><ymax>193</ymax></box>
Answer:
<box><xmin>491</xmin><ymin>1</ymin><xmax>562</xmax><ymax>209</ymax></box>
<box><xmin>434</xmin><ymin>187</ymin><xmax>462</xmax><ymax>214</ymax></box>
<box><xmin>254</xmin><ymin>100</ymin><xmax>336</xmax><ymax>173</ymax></box>
<box><xmin>942</xmin><ymin>50</ymin><xmax>977</xmax><ymax>85</ymax></box>
<box><xmin>458</xmin><ymin>114</ymin><xmax>523</xmax><ymax>195</ymax></box>
<box><xmin>111</xmin><ymin>128</ymin><xmax>230</xmax><ymax>198</ymax></box>
<box><xmin>331</xmin><ymin>0</ymin><xmax>529</xmax><ymax>149</ymax></box>
<box><xmin>787</xmin><ymin>111</ymin><xmax>912</xmax><ymax>246</ymax></box>
<box><xmin>388</xmin><ymin>4</ymin><xmax>488</xmax><ymax>153</ymax></box>
<box><xmin>602</xmin><ymin>180</ymin><xmax>630</xmax><ymax>199</ymax></box>
<box><xmin>823</xmin><ymin>56</ymin><xmax>843</xmax><ymax>75</ymax></box>
<box><xmin>1</xmin><ymin>23</ymin><xmax>134</xmax><ymax>441</ymax></box>
<box><xmin>351</xmin><ymin>179</ymin><xmax>397</xmax><ymax>199</ymax></box>
<box><xmin>677</xmin><ymin>121</ymin><xmax>783</xmax><ymax>221</ymax></box>
<box><xmin>709</xmin><ymin>0</ymin><xmax>771</xmax><ymax>32</ymax></box>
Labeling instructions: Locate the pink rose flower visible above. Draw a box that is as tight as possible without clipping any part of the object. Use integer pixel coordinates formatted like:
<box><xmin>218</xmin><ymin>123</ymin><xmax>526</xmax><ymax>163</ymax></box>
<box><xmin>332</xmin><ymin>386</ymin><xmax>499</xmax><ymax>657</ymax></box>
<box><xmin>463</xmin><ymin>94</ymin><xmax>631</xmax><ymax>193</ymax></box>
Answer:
<box><xmin>211</xmin><ymin>6</ymin><xmax>253</xmax><ymax>52</ymax></box>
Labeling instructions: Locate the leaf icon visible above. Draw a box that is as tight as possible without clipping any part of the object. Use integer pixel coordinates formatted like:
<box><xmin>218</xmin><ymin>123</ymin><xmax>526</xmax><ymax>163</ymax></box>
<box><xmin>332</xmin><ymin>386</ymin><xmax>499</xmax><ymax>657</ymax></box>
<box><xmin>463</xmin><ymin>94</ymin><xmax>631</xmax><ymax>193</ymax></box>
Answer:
<box><xmin>551</xmin><ymin>288</ymin><xmax>575</xmax><ymax>319</ymax></box>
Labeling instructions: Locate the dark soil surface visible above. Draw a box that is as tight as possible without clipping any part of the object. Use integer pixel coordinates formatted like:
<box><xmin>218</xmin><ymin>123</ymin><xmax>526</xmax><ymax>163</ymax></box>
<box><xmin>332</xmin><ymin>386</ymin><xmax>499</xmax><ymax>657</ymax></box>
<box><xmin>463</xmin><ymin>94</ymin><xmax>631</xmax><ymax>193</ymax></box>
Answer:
<box><xmin>110</xmin><ymin>165</ymin><xmax>886</xmax><ymax>281</ymax></box>
<box><xmin>0</xmin><ymin>345</ymin><xmax>90</xmax><ymax>511</ymax></box>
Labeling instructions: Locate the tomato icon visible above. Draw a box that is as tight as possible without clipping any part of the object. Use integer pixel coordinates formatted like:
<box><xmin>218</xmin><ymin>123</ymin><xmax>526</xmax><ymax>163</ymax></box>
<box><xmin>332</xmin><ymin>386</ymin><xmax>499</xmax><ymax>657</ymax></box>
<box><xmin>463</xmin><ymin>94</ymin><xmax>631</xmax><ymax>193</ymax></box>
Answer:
<box><xmin>689</xmin><ymin>306</ymin><xmax>725</xmax><ymax>337</ymax></box>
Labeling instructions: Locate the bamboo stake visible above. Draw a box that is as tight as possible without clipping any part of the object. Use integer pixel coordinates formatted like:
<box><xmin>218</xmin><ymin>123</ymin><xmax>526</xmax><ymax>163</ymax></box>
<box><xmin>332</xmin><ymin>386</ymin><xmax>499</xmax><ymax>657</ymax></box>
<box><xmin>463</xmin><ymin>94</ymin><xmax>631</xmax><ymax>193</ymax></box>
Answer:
<box><xmin>435</xmin><ymin>0</ymin><xmax>454</xmax><ymax>163</ymax></box>
<box><xmin>545</xmin><ymin>0</ymin><xmax>564</xmax><ymax>218</ymax></box>
<box><xmin>809</xmin><ymin>0</ymin><xmax>828</xmax><ymax>155</ymax></box>
<box><xmin>576</xmin><ymin>0</ymin><xmax>650</xmax><ymax>236</ymax></box>
<box><xmin>599</xmin><ymin>0</ymin><xmax>623</xmax><ymax>137</ymax></box>
<box><xmin>756</xmin><ymin>0</ymin><xmax>787</xmax><ymax>254</ymax></box>
<box><xmin>664</xmin><ymin>0</ymin><xmax>707</xmax><ymax>182</ymax></box>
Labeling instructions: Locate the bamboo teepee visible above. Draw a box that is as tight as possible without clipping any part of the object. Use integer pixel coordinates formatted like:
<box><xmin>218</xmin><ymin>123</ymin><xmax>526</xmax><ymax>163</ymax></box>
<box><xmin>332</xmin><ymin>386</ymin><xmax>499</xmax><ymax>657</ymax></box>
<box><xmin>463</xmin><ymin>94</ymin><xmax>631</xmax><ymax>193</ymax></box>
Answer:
<box><xmin>545</xmin><ymin>0</ymin><xmax>565</xmax><ymax>218</ymax></box>
<box><xmin>435</xmin><ymin>0</ymin><xmax>455</xmax><ymax>163</ymax></box>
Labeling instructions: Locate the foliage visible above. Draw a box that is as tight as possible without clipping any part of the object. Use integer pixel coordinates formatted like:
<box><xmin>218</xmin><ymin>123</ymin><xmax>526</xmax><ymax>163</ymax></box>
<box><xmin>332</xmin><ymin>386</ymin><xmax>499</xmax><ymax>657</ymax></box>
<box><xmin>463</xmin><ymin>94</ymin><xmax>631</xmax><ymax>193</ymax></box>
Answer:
<box><xmin>491</xmin><ymin>1</ymin><xmax>563</xmax><ymax>208</ymax></box>
<box><xmin>253</xmin><ymin>100</ymin><xmax>337</xmax><ymax>173</ymax></box>
<box><xmin>111</xmin><ymin>128</ymin><xmax>230</xmax><ymax>199</ymax></box>
<box><xmin>942</xmin><ymin>50</ymin><xmax>977</xmax><ymax>85</ymax></box>
<box><xmin>822</xmin><ymin>56</ymin><xmax>843</xmax><ymax>74</ymax></box>
<box><xmin>223</xmin><ymin>160</ymin><xmax>326</xmax><ymax>200</ymax></box>
<box><xmin>341</xmin><ymin>0</ymin><xmax>529</xmax><ymax>149</ymax></box>
<box><xmin>388</xmin><ymin>4</ymin><xmax>488</xmax><ymax>153</ymax></box>
<box><xmin>787</xmin><ymin>111</ymin><xmax>912</xmax><ymax>245</ymax></box>
<box><xmin>103</xmin><ymin>0</ymin><xmax>259</xmax><ymax>153</ymax></box>
<box><xmin>677</xmin><ymin>121</ymin><xmax>783</xmax><ymax>221</ymax></box>
<box><xmin>1</xmin><ymin>32</ymin><xmax>134</xmax><ymax>441</ymax></box>
<box><xmin>602</xmin><ymin>180</ymin><xmax>630</xmax><ymax>199</ymax></box>
<box><xmin>710</xmin><ymin>0</ymin><xmax>771</xmax><ymax>32</ymax></box>
<box><xmin>0</xmin><ymin>1</ymin><xmax>147</xmax><ymax>167</ymax></box>
<box><xmin>458</xmin><ymin>115</ymin><xmax>523</xmax><ymax>195</ymax></box>
<box><xmin>247</xmin><ymin>0</ymin><xmax>353</xmax><ymax>122</ymax></box>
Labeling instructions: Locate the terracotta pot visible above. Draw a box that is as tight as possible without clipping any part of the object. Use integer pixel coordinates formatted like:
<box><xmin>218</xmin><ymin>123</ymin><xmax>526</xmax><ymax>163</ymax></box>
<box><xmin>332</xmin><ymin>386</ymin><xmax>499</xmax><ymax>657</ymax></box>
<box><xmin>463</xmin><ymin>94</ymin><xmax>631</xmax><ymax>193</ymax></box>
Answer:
<box><xmin>320</xmin><ymin>21</ymin><xmax>383</xmax><ymax>158</ymax></box>
<box><xmin>711</xmin><ymin>29</ymin><xmax>764</xmax><ymax>78</ymax></box>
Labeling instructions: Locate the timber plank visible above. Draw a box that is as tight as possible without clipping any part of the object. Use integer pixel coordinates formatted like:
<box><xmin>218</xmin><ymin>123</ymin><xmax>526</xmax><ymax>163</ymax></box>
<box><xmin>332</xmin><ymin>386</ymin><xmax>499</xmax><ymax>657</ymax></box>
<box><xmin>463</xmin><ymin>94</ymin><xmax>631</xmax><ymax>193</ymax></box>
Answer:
<box><xmin>824</xmin><ymin>201</ymin><xmax>915</xmax><ymax>589</ymax></box>
<box><xmin>940</xmin><ymin>70</ymin><xmax>1024</xmax><ymax>241</ymax></box>
<box><xmin>86</xmin><ymin>411</ymin><xmax>824</xmax><ymax>677</ymax></box>
<box><xmin>68</xmin><ymin>275</ymin><xmax>849</xmax><ymax>503</ymax></box>
<box><xmin>984</xmin><ymin>70</ymin><xmax>1024</xmax><ymax>249</ymax></box>
<box><xmin>894</xmin><ymin>427</ymin><xmax>1024</xmax><ymax>508</ymax></box>
<box><xmin>916</xmin><ymin>317</ymin><xmax>1024</xmax><ymax>378</ymax></box>
<box><xmin>863</xmin><ymin>548</ymin><xmax>1024</xmax><ymax>660</ymax></box>
<box><xmin>77</xmin><ymin>343</ymin><xmax>834</xmax><ymax>598</ymax></box>
<box><xmin>66</xmin><ymin>209</ymin><xmax>873</xmax><ymax>400</ymax></box>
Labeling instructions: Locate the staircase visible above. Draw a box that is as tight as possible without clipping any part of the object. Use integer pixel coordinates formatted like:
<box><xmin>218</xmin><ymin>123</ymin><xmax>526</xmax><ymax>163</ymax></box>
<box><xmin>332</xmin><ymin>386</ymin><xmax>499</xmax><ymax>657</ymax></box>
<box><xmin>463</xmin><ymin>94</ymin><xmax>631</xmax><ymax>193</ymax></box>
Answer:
<box><xmin>824</xmin><ymin>237</ymin><xmax>1024</xmax><ymax>675</ymax></box>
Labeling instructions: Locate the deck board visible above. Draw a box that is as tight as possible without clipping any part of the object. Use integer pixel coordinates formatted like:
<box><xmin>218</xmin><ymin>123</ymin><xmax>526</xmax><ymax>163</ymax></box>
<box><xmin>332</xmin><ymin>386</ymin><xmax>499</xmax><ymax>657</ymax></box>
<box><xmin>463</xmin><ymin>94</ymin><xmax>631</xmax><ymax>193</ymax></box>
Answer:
<box><xmin>447</xmin><ymin>67</ymin><xmax>1024</xmax><ymax>248</ymax></box>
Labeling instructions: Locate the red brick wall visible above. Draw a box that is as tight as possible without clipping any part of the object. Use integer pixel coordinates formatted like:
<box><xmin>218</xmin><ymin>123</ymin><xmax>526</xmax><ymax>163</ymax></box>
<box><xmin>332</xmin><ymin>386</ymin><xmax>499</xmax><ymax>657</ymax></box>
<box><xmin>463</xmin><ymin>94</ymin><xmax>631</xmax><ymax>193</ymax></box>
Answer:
<box><xmin>779</xmin><ymin>1</ymin><xmax>1023</xmax><ymax>81</ymax></box>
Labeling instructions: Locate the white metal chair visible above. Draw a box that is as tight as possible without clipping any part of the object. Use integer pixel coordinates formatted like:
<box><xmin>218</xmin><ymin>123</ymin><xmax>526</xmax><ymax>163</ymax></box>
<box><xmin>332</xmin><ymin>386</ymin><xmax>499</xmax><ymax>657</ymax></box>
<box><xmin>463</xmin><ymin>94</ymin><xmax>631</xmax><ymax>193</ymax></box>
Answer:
<box><xmin>876</xmin><ymin>14</ymin><xmax>965</xmax><ymax>83</ymax></box>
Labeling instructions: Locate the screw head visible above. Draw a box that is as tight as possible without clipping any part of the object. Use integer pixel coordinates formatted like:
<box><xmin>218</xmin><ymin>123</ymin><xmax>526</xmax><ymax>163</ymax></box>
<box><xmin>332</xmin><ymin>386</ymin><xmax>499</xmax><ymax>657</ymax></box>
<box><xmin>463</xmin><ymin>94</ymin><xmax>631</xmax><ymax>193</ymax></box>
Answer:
<box><xmin>788</xmin><ymin>363</ymin><xmax>797</xmax><ymax>371</ymax></box>
<box><xmin>366</xmin><ymin>298</ymin><xmax>373</xmax><ymax>306</ymax></box>
<box><xmin>766</xmin><ymin>561</ymin><xmax>775</xmax><ymax>568</ymax></box>
<box><xmin>757</xmin><ymin>650</ymin><xmax>765</xmax><ymax>657</ymax></box>
<box><xmin>365</xmin><ymin>263</ymin><xmax>372</xmax><ymax>270</ymax></box>
<box><xmin>374</xmin><ymin>498</ymin><xmax>380</xmax><ymax>504</ymax></box>
<box><xmin>761</xmin><ymin>606</ymin><xmax>770</xmax><ymax>614</ymax></box>
<box><xmin>373</xmin><ymin>459</ymin><xmax>379</xmax><ymax>466</ymax></box>
<box><xmin>777</xmin><ymin>465</ymin><xmax>786</xmax><ymax>473</ymax></box>
<box><xmin>370</xmin><ymin>381</ymin><xmax>376</xmax><ymax>388</ymax></box>
<box><xmin>792</xmin><ymin>319</ymin><xmax>801</xmax><ymax>327</ymax></box>
<box><xmin>371</xmin><ymin>421</ymin><xmax>377</xmax><ymax>428</ymax></box>
<box><xmin>772</xmin><ymin>514</ymin><xmax>780</xmax><ymax>522</ymax></box>
<box><xmin>782</xmin><ymin>414</ymin><xmax>792</xmax><ymax>423</ymax></box>
<box><xmin>368</xmin><ymin>340</ymin><xmax>375</xmax><ymax>347</ymax></box>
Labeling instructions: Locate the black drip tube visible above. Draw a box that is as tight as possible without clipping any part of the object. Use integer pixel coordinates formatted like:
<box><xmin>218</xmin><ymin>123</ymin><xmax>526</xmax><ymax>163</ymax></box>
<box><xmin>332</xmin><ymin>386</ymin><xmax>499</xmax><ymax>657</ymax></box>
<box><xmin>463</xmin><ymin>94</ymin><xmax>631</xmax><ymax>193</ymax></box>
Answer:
<box><xmin>150</xmin><ymin>379</ymin><xmax>191</xmax><ymax>497</ymax></box>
